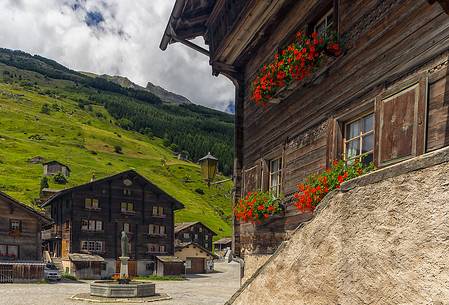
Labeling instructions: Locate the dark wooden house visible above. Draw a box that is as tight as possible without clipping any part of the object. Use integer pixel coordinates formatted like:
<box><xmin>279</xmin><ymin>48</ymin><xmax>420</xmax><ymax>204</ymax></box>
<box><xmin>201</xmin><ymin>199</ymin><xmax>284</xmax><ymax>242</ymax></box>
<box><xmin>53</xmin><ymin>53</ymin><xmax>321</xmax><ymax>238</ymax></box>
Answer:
<box><xmin>174</xmin><ymin>222</ymin><xmax>216</xmax><ymax>252</ymax></box>
<box><xmin>43</xmin><ymin>160</ymin><xmax>70</xmax><ymax>177</ymax></box>
<box><xmin>41</xmin><ymin>170</ymin><xmax>184</xmax><ymax>278</ymax></box>
<box><xmin>0</xmin><ymin>191</ymin><xmax>51</xmax><ymax>261</ymax></box>
<box><xmin>161</xmin><ymin>0</ymin><xmax>449</xmax><ymax>274</ymax></box>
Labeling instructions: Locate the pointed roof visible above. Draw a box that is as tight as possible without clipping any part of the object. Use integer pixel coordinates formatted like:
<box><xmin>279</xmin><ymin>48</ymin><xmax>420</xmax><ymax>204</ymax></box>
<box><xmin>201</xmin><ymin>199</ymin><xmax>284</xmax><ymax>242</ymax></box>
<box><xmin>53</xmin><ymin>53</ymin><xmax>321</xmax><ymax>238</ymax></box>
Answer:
<box><xmin>0</xmin><ymin>191</ymin><xmax>52</xmax><ymax>224</ymax></box>
<box><xmin>41</xmin><ymin>169</ymin><xmax>185</xmax><ymax>210</ymax></box>
<box><xmin>175</xmin><ymin>241</ymin><xmax>218</xmax><ymax>259</ymax></box>
<box><xmin>174</xmin><ymin>221</ymin><xmax>217</xmax><ymax>235</ymax></box>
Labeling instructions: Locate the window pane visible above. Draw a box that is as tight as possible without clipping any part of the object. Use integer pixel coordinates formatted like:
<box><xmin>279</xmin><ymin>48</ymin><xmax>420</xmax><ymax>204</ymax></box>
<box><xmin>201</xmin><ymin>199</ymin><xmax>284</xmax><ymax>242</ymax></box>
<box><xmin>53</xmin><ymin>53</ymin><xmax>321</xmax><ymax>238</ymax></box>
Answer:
<box><xmin>81</xmin><ymin>220</ymin><xmax>88</xmax><ymax>230</ymax></box>
<box><xmin>271</xmin><ymin>174</ymin><xmax>278</xmax><ymax>187</ymax></box>
<box><xmin>271</xmin><ymin>159</ymin><xmax>279</xmax><ymax>172</ymax></box>
<box><xmin>363</xmin><ymin>153</ymin><xmax>374</xmax><ymax>165</ymax></box>
<box><xmin>160</xmin><ymin>226</ymin><xmax>165</xmax><ymax>235</ymax></box>
<box><xmin>85</xmin><ymin>199</ymin><xmax>91</xmax><ymax>208</ymax></box>
<box><xmin>362</xmin><ymin>134</ymin><xmax>374</xmax><ymax>153</ymax></box>
<box><xmin>121</xmin><ymin>202</ymin><xmax>127</xmax><ymax>211</ymax></box>
<box><xmin>346</xmin><ymin>139</ymin><xmax>360</xmax><ymax>159</ymax></box>
<box><xmin>92</xmin><ymin>199</ymin><xmax>98</xmax><ymax>208</ymax></box>
<box><xmin>363</xmin><ymin>114</ymin><xmax>374</xmax><ymax>133</ymax></box>
<box><xmin>8</xmin><ymin>246</ymin><xmax>18</xmax><ymax>257</ymax></box>
<box><xmin>96</xmin><ymin>221</ymin><xmax>102</xmax><ymax>231</ymax></box>
<box><xmin>0</xmin><ymin>245</ymin><xmax>6</xmax><ymax>254</ymax></box>
<box><xmin>128</xmin><ymin>203</ymin><xmax>133</xmax><ymax>211</ymax></box>
<box><xmin>346</xmin><ymin>120</ymin><xmax>361</xmax><ymax>139</ymax></box>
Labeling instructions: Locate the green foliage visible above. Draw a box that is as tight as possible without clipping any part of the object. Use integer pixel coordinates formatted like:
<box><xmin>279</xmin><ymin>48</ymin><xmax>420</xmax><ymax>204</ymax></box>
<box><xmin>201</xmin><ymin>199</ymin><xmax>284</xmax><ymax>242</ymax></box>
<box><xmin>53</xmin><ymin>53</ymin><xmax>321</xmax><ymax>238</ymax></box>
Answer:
<box><xmin>40</xmin><ymin>103</ymin><xmax>50</xmax><ymax>114</ymax></box>
<box><xmin>62</xmin><ymin>273</ymin><xmax>77</xmax><ymax>281</ymax></box>
<box><xmin>53</xmin><ymin>173</ymin><xmax>68</xmax><ymax>184</ymax></box>
<box><xmin>114</xmin><ymin>145</ymin><xmax>123</xmax><ymax>154</ymax></box>
<box><xmin>40</xmin><ymin>176</ymin><xmax>49</xmax><ymax>191</ymax></box>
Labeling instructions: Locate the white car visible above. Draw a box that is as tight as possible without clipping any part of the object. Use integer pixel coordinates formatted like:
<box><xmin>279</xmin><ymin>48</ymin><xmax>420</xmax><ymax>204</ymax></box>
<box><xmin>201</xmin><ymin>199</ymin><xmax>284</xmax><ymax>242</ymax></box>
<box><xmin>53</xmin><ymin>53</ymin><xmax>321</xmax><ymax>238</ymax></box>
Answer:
<box><xmin>44</xmin><ymin>263</ymin><xmax>62</xmax><ymax>281</ymax></box>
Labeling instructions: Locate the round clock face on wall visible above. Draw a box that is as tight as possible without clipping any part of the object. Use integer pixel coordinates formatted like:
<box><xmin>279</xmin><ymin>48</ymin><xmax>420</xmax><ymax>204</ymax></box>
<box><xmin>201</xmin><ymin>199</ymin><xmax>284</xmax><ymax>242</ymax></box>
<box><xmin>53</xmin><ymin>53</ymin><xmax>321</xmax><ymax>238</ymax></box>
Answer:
<box><xmin>123</xmin><ymin>179</ymin><xmax>133</xmax><ymax>186</ymax></box>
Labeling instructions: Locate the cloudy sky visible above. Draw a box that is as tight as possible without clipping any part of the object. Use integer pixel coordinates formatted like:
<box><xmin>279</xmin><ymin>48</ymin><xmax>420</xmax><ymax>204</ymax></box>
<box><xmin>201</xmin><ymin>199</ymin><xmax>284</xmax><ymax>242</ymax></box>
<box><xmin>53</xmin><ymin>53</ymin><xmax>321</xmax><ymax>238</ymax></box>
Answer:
<box><xmin>0</xmin><ymin>0</ymin><xmax>235</xmax><ymax>112</ymax></box>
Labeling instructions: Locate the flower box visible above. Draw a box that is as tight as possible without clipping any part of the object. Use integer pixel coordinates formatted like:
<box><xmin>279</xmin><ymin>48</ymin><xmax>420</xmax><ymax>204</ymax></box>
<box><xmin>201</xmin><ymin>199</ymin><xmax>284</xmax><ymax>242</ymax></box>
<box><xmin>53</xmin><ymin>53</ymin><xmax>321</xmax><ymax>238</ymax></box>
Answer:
<box><xmin>234</xmin><ymin>191</ymin><xmax>283</xmax><ymax>224</ymax></box>
<box><xmin>252</xmin><ymin>30</ymin><xmax>342</xmax><ymax>106</ymax></box>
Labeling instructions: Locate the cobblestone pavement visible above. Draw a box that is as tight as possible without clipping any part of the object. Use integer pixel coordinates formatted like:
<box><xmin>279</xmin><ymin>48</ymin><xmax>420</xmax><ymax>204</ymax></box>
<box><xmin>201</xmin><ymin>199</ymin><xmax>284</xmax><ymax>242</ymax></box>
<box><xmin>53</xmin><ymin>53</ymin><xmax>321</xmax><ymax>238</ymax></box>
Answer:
<box><xmin>0</xmin><ymin>262</ymin><xmax>241</xmax><ymax>305</ymax></box>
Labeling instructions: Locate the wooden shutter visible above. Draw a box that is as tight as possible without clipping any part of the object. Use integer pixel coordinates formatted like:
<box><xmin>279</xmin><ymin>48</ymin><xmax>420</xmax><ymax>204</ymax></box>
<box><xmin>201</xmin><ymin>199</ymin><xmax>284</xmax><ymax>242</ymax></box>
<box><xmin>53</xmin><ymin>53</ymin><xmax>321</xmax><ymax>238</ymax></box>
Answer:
<box><xmin>242</xmin><ymin>162</ymin><xmax>261</xmax><ymax>195</ymax></box>
<box><xmin>375</xmin><ymin>77</ymin><xmax>427</xmax><ymax>166</ymax></box>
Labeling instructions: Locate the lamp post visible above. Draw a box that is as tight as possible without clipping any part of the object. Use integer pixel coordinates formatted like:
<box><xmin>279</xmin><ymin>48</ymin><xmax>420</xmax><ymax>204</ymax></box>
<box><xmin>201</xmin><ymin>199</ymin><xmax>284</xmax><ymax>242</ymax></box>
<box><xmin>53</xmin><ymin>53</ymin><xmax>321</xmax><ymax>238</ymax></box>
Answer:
<box><xmin>198</xmin><ymin>152</ymin><xmax>218</xmax><ymax>187</ymax></box>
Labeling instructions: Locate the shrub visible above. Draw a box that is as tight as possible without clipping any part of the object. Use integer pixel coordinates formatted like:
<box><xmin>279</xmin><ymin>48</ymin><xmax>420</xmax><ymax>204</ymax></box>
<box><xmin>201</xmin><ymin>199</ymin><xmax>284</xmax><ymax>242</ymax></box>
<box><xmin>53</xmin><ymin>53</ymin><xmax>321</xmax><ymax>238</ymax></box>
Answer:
<box><xmin>293</xmin><ymin>158</ymin><xmax>374</xmax><ymax>212</ymax></box>
<box><xmin>40</xmin><ymin>176</ymin><xmax>49</xmax><ymax>192</ymax></box>
<box><xmin>195</xmin><ymin>188</ymin><xmax>205</xmax><ymax>195</ymax></box>
<box><xmin>234</xmin><ymin>191</ymin><xmax>283</xmax><ymax>223</ymax></box>
<box><xmin>53</xmin><ymin>173</ymin><xmax>68</xmax><ymax>184</ymax></box>
<box><xmin>114</xmin><ymin>145</ymin><xmax>123</xmax><ymax>154</ymax></box>
<box><xmin>40</xmin><ymin>103</ymin><xmax>50</xmax><ymax>114</ymax></box>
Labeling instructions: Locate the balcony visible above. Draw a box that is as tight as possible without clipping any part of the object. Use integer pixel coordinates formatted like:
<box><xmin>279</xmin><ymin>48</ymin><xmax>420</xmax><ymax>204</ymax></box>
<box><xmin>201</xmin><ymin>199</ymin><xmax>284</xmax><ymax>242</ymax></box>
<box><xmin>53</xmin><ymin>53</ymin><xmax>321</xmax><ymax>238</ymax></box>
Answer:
<box><xmin>41</xmin><ymin>227</ymin><xmax>60</xmax><ymax>240</ymax></box>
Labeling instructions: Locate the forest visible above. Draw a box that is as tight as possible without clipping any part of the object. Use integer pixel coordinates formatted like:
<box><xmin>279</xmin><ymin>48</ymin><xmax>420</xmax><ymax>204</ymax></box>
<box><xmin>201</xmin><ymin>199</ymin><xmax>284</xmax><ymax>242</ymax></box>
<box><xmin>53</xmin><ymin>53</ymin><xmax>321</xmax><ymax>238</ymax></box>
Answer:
<box><xmin>0</xmin><ymin>48</ymin><xmax>234</xmax><ymax>175</ymax></box>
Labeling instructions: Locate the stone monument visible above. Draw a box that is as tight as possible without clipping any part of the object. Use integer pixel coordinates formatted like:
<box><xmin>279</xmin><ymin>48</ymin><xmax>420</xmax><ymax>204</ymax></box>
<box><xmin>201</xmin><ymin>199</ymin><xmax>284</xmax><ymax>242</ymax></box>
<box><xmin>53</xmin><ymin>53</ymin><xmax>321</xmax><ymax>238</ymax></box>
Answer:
<box><xmin>119</xmin><ymin>231</ymin><xmax>130</xmax><ymax>284</ymax></box>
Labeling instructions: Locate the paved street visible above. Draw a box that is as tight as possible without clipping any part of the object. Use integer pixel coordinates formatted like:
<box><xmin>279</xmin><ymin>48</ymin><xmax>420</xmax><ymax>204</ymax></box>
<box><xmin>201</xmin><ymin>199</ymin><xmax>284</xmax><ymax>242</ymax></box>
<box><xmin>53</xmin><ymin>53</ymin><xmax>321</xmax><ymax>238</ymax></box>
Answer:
<box><xmin>0</xmin><ymin>262</ymin><xmax>240</xmax><ymax>305</ymax></box>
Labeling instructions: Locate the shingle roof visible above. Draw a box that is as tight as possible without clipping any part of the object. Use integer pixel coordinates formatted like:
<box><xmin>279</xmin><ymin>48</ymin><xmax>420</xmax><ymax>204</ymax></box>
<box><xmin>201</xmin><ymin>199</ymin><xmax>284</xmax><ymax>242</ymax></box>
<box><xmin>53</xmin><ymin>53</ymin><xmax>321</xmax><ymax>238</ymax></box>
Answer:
<box><xmin>0</xmin><ymin>191</ymin><xmax>52</xmax><ymax>224</ymax></box>
<box><xmin>213</xmin><ymin>237</ymin><xmax>232</xmax><ymax>245</ymax></box>
<box><xmin>156</xmin><ymin>256</ymin><xmax>184</xmax><ymax>263</ymax></box>
<box><xmin>69</xmin><ymin>253</ymin><xmax>104</xmax><ymax>262</ymax></box>
<box><xmin>174</xmin><ymin>221</ymin><xmax>217</xmax><ymax>235</ymax></box>
<box><xmin>41</xmin><ymin>169</ymin><xmax>185</xmax><ymax>210</ymax></box>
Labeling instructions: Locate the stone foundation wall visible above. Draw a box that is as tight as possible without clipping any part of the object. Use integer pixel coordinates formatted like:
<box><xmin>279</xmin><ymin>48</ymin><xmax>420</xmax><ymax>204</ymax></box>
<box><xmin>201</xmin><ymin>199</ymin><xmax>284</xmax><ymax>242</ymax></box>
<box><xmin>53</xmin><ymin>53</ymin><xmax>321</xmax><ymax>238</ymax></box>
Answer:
<box><xmin>227</xmin><ymin>147</ymin><xmax>449</xmax><ymax>305</ymax></box>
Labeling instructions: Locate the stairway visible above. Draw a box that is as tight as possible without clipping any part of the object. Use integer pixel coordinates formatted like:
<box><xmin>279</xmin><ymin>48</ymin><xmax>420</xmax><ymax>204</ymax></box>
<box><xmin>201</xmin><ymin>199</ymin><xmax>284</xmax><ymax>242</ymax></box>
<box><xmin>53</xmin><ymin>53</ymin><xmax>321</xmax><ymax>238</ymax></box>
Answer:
<box><xmin>51</xmin><ymin>257</ymin><xmax>64</xmax><ymax>272</ymax></box>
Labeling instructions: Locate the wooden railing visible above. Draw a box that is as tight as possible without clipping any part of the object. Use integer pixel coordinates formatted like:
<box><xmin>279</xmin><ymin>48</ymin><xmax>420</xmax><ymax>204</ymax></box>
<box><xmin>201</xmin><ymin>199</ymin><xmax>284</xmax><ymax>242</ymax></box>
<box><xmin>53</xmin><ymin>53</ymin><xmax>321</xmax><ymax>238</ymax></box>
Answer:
<box><xmin>0</xmin><ymin>262</ymin><xmax>44</xmax><ymax>283</ymax></box>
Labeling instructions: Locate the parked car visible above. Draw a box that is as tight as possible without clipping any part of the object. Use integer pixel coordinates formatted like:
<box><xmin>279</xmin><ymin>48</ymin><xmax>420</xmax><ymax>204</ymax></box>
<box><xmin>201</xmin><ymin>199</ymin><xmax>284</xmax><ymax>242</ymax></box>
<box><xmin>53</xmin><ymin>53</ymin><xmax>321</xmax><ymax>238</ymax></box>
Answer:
<box><xmin>44</xmin><ymin>263</ymin><xmax>61</xmax><ymax>281</ymax></box>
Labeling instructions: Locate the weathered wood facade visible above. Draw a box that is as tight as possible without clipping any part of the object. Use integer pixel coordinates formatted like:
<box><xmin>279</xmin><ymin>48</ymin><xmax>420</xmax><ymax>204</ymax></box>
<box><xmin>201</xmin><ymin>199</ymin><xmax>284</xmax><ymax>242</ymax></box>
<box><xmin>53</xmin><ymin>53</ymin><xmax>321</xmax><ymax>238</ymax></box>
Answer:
<box><xmin>161</xmin><ymin>0</ymin><xmax>449</xmax><ymax>259</ymax></box>
<box><xmin>42</xmin><ymin>170</ymin><xmax>184</xmax><ymax>276</ymax></box>
<box><xmin>174</xmin><ymin>221</ymin><xmax>216</xmax><ymax>252</ymax></box>
<box><xmin>0</xmin><ymin>191</ymin><xmax>51</xmax><ymax>262</ymax></box>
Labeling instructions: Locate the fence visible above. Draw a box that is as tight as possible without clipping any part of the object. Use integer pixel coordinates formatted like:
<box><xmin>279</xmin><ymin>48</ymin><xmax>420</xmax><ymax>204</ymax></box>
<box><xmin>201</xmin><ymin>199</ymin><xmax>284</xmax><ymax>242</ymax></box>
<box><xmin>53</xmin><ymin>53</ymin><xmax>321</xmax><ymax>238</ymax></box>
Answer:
<box><xmin>0</xmin><ymin>262</ymin><xmax>45</xmax><ymax>283</ymax></box>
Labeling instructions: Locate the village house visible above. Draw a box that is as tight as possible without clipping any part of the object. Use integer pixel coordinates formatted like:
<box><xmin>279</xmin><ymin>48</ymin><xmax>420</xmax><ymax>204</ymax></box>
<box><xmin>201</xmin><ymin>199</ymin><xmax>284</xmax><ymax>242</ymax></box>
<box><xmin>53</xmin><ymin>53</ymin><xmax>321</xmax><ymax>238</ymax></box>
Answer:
<box><xmin>43</xmin><ymin>160</ymin><xmax>70</xmax><ymax>177</ymax></box>
<box><xmin>175</xmin><ymin>221</ymin><xmax>216</xmax><ymax>252</ymax></box>
<box><xmin>175</xmin><ymin>242</ymin><xmax>217</xmax><ymax>273</ymax></box>
<box><xmin>41</xmin><ymin>170</ymin><xmax>184</xmax><ymax>279</ymax></box>
<box><xmin>0</xmin><ymin>191</ymin><xmax>52</xmax><ymax>282</ymax></box>
<box><xmin>213</xmin><ymin>237</ymin><xmax>232</xmax><ymax>257</ymax></box>
<box><xmin>161</xmin><ymin>0</ymin><xmax>449</xmax><ymax>278</ymax></box>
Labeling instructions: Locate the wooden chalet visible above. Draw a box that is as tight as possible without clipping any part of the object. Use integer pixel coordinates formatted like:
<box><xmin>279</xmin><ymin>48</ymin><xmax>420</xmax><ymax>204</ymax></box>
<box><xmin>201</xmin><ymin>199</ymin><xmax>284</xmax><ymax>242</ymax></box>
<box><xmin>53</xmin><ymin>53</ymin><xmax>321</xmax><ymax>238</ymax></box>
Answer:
<box><xmin>0</xmin><ymin>191</ymin><xmax>51</xmax><ymax>262</ymax></box>
<box><xmin>41</xmin><ymin>170</ymin><xmax>184</xmax><ymax>278</ymax></box>
<box><xmin>162</xmin><ymin>0</ymin><xmax>449</xmax><ymax>275</ymax></box>
<box><xmin>175</xmin><ymin>241</ymin><xmax>217</xmax><ymax>273</ymax></box>
<box><xmin>174</xmin><ymin>221</ymin><xmax>216</xmax><ymax>252</ymax></box>
<box><xmin>43</xmin><ymin>160</ymin><xmax>70</xmax><ymax>177</ymax></box>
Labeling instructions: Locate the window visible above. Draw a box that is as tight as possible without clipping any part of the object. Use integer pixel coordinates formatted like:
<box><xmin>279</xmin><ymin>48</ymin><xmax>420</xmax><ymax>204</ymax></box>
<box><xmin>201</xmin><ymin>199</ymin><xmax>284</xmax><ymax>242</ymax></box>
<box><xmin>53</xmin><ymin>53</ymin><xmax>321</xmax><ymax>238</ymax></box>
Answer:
<box><xmin>0</xmin><ymin>244</ymin><xmax>18</xmax><ymax>258</ymax></box>
<box><xmin>9</xmin><ymin>220</ymin><xmax>21</xmax><ymax>232</ymax></box>
<box><xmin>149</xmin><ymin>224</ymin><xmax>166</xmax><ymax>236</ymax></box>
<box><xmin>205</xmin><ymin>243</ymin><xmax>209</xmax><ymax>248</ymax></box>
<box><xmin>344</xmin><ymin>113</ymin><xmax>374</xmax><ymax>164</ymax></box>
<box><xmin>269</xmin><ymin>158</ymin><xmax>283</xmax><ymax>197</ymax></box>
<box><xmin>183</xmin><ymin>233</ymin><xmax>190</xmax><ymax>239</ymax></box>
<box><xmin>159</xmin><ymin>245</ymin><xmax>166</xmax><ymax>253</ymax></box>
<box><xmin>147</xmin><ymin>243</ymin><xmax>160</xmax><ymax>253</ymax></box>
<box><xmin>313</xmin><ymin>8</ymin><xmax>334</xmax><ymax>35</ymax></box>
<box><xmin>194</xmin><ymin>234</ymin><xmax>199</xmax><ymax>240</ymax></box>
<box><xmin>121</xmin><ymin>202</ymin><xmax>134</xmax><ymax>213</ymax></box>
<box><xmin>85</xmin><ymin>198</ymin><xmax>99</xmax><ymax>210</ymax></box>
<box><xmin>205</xmin><ymin>235</ymin><xmax>209</xmax><ymax>241</ymax></box>
<box><xmin>152</xmin><ymin>206</ymin><xmax>165</xmax><ymax>217</ymax></box>
<box><xmin>81</xmin><ymin>220</ymin><xmax>103</xmax><ymax>232</ymax></box>
<box><xmin>123</xmin><ymin>188</ymin><xmax>132</xmax><ymax>196</ymax></box>
<box><xmin>199</xmin><ymin>227</ymin><xmax>203</xmax><ymax>233</ymax></box>
<box><xmin>81</xmin><ymin>241</ymin><xmax>104</xmax><ymax>253</ymax></box>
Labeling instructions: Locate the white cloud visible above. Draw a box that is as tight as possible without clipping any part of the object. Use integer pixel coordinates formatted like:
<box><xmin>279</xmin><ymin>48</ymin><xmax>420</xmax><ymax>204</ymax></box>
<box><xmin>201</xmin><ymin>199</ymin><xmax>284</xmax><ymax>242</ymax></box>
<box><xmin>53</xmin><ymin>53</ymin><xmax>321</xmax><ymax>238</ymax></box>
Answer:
<box><xmin>0</xmin><ymin>0</ymin><xmax>235</xmax><ymax>111</ymax></box>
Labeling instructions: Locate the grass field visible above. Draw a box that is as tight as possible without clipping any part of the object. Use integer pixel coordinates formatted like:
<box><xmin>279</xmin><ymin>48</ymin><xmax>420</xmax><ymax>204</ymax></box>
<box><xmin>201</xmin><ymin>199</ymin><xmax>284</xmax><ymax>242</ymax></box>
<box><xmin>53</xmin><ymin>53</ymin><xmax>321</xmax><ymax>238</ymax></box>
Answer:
<box><xmin>0</xmin><ymin>64</ymin><xmax>233</xmax><ymax>239</ymax></box>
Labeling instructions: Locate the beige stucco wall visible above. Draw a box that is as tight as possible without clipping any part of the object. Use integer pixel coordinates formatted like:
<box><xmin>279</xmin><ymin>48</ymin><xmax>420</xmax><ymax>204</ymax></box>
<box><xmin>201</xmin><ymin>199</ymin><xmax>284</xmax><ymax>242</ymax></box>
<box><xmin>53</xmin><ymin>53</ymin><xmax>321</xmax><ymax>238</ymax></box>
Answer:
<box><xmin>228</xmin><ymin>158</ymin><xmax>449</xmax><ymax>305</ymax></box>
<box><xmin>175</xmin><ymin>245</ymin><xmax>213</xmax><ymax>261</ymax></box>
<box><xmin>241</xmin><ymin>254</ymin><xmax>271</xmax><ymax>283</ymax></box>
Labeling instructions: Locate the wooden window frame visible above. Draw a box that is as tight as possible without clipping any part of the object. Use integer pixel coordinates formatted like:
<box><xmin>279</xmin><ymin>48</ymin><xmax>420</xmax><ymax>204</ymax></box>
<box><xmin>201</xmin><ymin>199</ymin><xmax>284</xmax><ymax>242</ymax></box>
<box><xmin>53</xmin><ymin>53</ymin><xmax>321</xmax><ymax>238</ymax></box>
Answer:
<box><xmin>9</xmin><ymin>219</ymin><xmax>22</xmax><ymax>232</ymax></box>
<box><xmin>85</xmin><ymin>198</ymin><xmax>100</xmax><ymax>211</ymax></box>
<box><xmin>268</xmin><ymin>157</ymin><xmax>283</xmax><ymax>197</ymax></box>
<box><xmin>342</xmin><ymin>111</ymin><xmax>375</xmax><ymax>163</ymax></box>
<box><xmin>152</xmin><ymin>206</ymin><xmax>165</xmax><ymax>217</ymax></box>
<box><xmin>0</xmin><ymin>244</ymin><xmax>19</xmax><ymax>259</ymax></box>
<box><xmin>81</xmin><ymin>220</ymin><xmax>103</xmax><ymax>232</ymax></box>
<box><xmin>121</xmin><ymin>202</ymin><xmax>134</xmax><ymax>213</ymax></box>
<box><xmin>81</xmin><ymin>240</ymin><xmax>104</xmax><ymax>253</ymax></box>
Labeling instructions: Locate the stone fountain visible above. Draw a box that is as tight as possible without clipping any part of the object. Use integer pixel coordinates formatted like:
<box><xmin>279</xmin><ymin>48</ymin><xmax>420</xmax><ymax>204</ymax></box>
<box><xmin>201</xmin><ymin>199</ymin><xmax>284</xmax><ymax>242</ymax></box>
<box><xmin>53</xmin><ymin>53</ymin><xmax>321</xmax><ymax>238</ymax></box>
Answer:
<box><xmin>88</xmin><ymin>231</ymin><xmax>156</xmax><ymax>298</ymax></box>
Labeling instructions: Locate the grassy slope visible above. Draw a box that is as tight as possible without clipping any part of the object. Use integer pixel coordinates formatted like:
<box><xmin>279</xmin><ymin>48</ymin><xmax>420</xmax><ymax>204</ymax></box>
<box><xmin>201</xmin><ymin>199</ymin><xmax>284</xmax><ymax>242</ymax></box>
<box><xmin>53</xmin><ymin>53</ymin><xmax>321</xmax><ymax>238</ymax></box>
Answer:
<box><xmin>0</xmin><ymin>63</ymin><xmax>232</xmax><ymax>239</ymax></box>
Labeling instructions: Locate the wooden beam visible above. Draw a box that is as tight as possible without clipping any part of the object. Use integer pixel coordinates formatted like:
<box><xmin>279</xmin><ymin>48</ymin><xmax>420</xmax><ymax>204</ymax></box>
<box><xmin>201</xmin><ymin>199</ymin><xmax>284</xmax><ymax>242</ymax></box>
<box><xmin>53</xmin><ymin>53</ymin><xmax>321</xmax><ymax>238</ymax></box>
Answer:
<box><xmin>428</xmin><ymin>0</ymin><xmax>449</xmax><ymax>14</ymax></box>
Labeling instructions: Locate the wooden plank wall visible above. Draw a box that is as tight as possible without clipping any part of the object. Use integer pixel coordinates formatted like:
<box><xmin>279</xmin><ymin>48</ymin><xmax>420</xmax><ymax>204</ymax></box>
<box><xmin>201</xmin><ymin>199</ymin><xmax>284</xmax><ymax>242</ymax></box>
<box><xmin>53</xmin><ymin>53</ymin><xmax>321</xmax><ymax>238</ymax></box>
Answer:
<box><xmin>236</xmin><ymin>0</ymin><xmax>449</xmax><ymax>254</ymax></box>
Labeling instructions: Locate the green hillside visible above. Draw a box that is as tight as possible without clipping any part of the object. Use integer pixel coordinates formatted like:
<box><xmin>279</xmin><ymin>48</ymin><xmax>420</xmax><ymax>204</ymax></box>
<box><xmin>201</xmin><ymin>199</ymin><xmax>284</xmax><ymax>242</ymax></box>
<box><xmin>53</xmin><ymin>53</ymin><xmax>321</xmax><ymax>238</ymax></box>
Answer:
<box><xmin>0</xmin><ymin>52</ymin><xmax>233</xmax><ymax>239</ymax></box>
